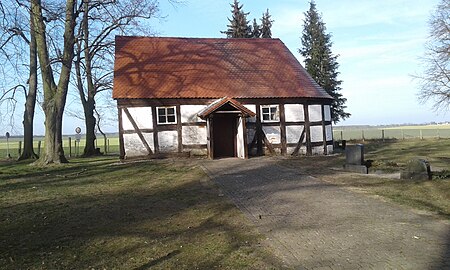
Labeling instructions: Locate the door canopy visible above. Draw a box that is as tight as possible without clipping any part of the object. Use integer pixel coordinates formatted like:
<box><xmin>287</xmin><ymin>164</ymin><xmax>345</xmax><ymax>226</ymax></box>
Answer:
<box><xmin>197</xmin><ymin>97</ymin><xmax>256</xmax><ymax>120</ymax></box>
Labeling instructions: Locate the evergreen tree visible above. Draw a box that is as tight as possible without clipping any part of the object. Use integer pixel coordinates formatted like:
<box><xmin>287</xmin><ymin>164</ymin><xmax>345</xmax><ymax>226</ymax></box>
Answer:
<box><xmin>251</xmin><ymin>18</ymin><xmax>261</xmax><ymax>38</ymax></box>
<box><xmin>222</xmin><ymin>0</ymin><xmax>251</xmax><ymax>38</ymax></box>
<box><xmin>299</xmin><ymin>1</ymin><xmax>350</xmax><ymax>123</ymax></box>
<box><xmin>260</xmin><ymin>9</ymin><xmax>273</xmax><ymax>38</ymax></box>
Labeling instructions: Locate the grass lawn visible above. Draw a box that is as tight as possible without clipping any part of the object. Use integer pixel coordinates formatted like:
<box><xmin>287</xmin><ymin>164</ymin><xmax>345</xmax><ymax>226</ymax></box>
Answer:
<box><xmin>0</xmin><ymin>157</ymin><xmax>285</xmax><ymax>269</ymax></box>
<box><xmin>282</xmin><ymin>138</ymin><xmax>450</xmax><ymax>219</ymax></box>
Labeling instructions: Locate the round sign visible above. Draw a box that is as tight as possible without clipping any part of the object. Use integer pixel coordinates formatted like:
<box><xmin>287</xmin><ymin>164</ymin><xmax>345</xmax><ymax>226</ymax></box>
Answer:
<box><xmin>5</xmin><ymin>132</ymin><xmax>10</xmax><ymax>139</ymax></box>
<box><xmin>75</xmin><ymin>127</ymin><xmax>81</xmax><ymax>134</ymax></box>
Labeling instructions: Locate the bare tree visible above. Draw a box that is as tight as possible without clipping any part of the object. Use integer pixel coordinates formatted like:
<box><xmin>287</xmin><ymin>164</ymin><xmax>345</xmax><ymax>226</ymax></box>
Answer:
<box><xmin>0</xmin><ymin>0</ymin><xmax>39</xmax><ymax>160</ymax></box>
<box><xmin>73</xmin><ymin>0</ymin><xmax>160</xmax><ymax>157</ymax></box>
<box><xmin>415</xmin><ymin>0</ymin><xmax>450</xmax><ymax>111</ymax></box>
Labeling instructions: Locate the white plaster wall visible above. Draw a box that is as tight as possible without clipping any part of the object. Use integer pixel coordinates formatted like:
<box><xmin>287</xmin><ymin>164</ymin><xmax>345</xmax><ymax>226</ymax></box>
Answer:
<box><xmin>158</xmin><ymin>130</ymin><xmax>178</xmax><ymax>152</ymax></box>
<box><xmin>298</xmin><ymin>146</ymin><xmax>307</xmax><ymax>155</ymax></box>
<box><xmin>310</xmin><ymin>126</ymin><xmax>324</xmax><ymax>142</ymax></box>
<box><xmin>327</xmin><ymin>145</ymin><xmax>334</xmax><ymax>154</ymax></box>
<box><xmin>124</xmin><ymin>133</ymin><xmax>154</xmax><ymax>157</ymax></box>
<box><xmin>263</xmin><ymin>126</ymin><xmax>280</xmax><ymax>144</ymax></box>
<box><xmin>244</xmin><ymin>104</ymin><xmax>256</xmax><ymax>122</ymax></box>
<box><xmin>182</xmin><ymin>126</ymin><xmax>207</xmax><ymax>145</ymax></box>
<box><xmin>324</xmin><ymin>105</ymin><xmax>331</xmax><ymax>121</ymax></box>
<box><xmin>325</xmin><ymin>125</ymin><xmax>333</xmax><ymax>141</ymax></box>
<box><xmin>237</xmin><ymin>118</ymin><xmax>245</xmax><ymax>158</ymax></box>
<box><xmin>312</xmin><ymin>146</ymin><xmax>323</xmax><ymax>155</ymax></box>
<box><xmin>285</xmin><ymin>104</ymin><xmax>304</xmax><ymax>122</ymax></box>
<box><xmin>308</xmin><ymin>105</ymin><xmax>322</xmax><ymax>122</ymax></box>
<box><xmin>286</xmin><ymin>125</ymin><xmax>304</xmax><ymax>144</ymax></box>
<box><xmin>122</xmin><ymin>107</ymin><xmax>153</xmax><ymax>130</ymax></box>
<box><xmin>180</xmin><ymin>105</ymin><xmax>206</xmax><ymax>123</ymax></box>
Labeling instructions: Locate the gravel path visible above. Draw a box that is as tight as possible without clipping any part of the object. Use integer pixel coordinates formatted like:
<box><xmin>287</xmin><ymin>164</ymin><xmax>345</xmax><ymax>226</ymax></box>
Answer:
<box><xmin>201</xmin><ymin>157</ymin><xmax>450</xmax><ymax>270</ymax></box>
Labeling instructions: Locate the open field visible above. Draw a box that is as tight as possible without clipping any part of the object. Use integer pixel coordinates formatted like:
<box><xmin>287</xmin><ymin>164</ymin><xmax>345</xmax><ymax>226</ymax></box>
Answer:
<box><xmin>333</xmin><ymin>124</ymin><xmax>450</xmax><ymax>140</ymax></box>
<box><xmin>0</xmin><ymin>136</ymin><xmax>120</xmax><ymax>159</ymax></box>
<box><xmin>0</xmin><ymin>157</ymin><xmax>284</xmax><ymax>269</ymax></box>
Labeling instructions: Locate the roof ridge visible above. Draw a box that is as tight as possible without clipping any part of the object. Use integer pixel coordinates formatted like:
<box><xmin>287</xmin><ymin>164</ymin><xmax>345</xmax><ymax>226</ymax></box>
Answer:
<box><xmin>115</xmin><ymin>35</ymin><xmax>282</xmax><ymax>42</ymax></box>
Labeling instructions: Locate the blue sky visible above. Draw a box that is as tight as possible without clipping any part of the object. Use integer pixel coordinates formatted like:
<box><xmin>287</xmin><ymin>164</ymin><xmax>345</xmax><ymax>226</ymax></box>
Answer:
<box><xmin>152</xmin><ymin>0</ymin><xmax>447</xmax><ymax>127</ymax></box>
<box><xmin>1</xmin><ymin>0</ymin><xmax>447</xmax><ymax>136</ymax></box>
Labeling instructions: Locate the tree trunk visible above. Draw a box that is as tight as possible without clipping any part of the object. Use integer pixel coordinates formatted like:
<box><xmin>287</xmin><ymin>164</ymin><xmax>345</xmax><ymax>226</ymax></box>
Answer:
<box><xmin>82</xmin><ymin>100</ymin><xmax>97</xmax><ymax>156</ymax></box>
<box><xmin>18</xmin><ymin>11</ymin><xmax>38</xmax><ymax>161</ymax></box>
<box><xmin>80</xmin><ymin>0</ymin><xmax>99</xmax><ymax>157</ymax></box>
<box><xmin>31</xmin><ymin>0</ymin><xmax>76</xmax><ymax>165</ymax></box>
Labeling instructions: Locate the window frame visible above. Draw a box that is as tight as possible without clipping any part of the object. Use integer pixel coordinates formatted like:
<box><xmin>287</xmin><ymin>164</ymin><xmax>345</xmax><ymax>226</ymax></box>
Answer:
<box><xmin>260</xmin><ymin>105</ymin><xmax>280</xmax><ymax>122</ymax></box>
<box><xmin>156</xmin><ymin>106</ymin><xmax>177</xmax><ymax>125</ymax></box>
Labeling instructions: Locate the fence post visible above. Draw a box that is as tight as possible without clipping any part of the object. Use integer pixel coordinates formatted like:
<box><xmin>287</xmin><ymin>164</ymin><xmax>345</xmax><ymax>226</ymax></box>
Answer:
<box><xmin>401</xmin><ymin>129</ymin><xmax>405</xmax><ymax>140</ymax></box>
<box><xmin>362</xmin><ymin>130</ymin><xmax>365</xmax><ymax>142</ymax></box>
<box><xmin>420</xmin><ymin>130</ymin><xmax>423</xmax><ymax>140</ymax></box>
<box><xmin>107</xmin><ymin>138</ymin><xmax>110</xmax><ymax>153</ymax></box>
<box><xmin>104</xmin><ymin>136</ymin><xmax>107</xmax><ymax>154</ymax></box>
<box><xmin>18</xmin><ymin>141</ymin><xmax>22</xmax><ymax>156</ymax></box>
<box><xmin>382</xmin><ymin>129</ymin><xmax>385</xmax><ymax>142</ymax></box>
<box><xmin>437</xmin><ymin>128</ymin><xmax>440</xmax><ymax>139</ymax></box>
<box><xmin>37</xmin><ymin>141</ymin><xmax>41</xmax><ymax>156</ymax></box>
<box><xmin>340</xmin><ymin>130</ymin><xmax>343</xmax><ymax>141</ymax></box>
<box><xmin>69</xmin><ymin>137</ymin><xmax>72</xmax><ymax>157</ymax></box>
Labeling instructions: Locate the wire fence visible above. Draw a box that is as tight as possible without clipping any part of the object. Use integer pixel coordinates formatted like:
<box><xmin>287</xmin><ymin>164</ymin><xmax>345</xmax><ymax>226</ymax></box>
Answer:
<box><xmin>333</xmin><ymin>128</ymin><xmax>450</xmax><ymax>141</ymax></box>
<box><xmin>0</xmin><ymin>135</ymin><xmax>120</xmax><ymax>159</ymax></box>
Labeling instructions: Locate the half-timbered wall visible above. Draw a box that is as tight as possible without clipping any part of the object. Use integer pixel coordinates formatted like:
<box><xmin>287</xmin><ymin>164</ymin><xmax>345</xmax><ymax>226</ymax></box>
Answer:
<box><xmin>117</xmin><ymin>99</ymin><xmax>333</xmax><ymax>159</ymax></box>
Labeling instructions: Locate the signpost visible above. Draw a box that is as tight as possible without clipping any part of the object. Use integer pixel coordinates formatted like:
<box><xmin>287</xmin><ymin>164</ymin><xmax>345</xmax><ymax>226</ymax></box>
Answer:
<box><xmin>75</xmin><ymin>127</ymin><xmax>81</xmax><ymax>156</ymax></box>
<box><xmin>5</xmin><ymin>132</ymin><xmax>11</xmax><ymax>158</ymax></box>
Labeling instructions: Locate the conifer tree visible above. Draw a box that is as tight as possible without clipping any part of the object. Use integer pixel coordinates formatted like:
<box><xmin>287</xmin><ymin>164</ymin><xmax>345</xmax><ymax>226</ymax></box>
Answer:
<box><xmin>260</xmin><ymin>9</ymin><xmax>273</xmax><ymax>38</ymax></box>
<box><xmin>251</xmin><ymin>18</ymin><xmax>261</xmax><ymax>38</ymax></box>
<box><xmin>222</xmin><ymin>0</ymin><xmax>251</xmax><ymax>38</ymax></box>
<box><xmin>299</xmin><ymin>1</ymin><xmax>350</xmax><ymax>123</ymax></box>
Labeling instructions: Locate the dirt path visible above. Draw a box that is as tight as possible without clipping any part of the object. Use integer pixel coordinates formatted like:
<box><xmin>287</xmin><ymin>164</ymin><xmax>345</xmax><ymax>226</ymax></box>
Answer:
<box><xmin>201</xmin><ymin>157</ymin><xmax>450</xmax><ymax>270</ymax></box>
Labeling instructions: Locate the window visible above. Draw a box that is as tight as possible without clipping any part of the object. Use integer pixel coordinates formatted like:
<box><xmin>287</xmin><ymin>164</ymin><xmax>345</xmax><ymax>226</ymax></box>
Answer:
<box><xmin>261</xmin><ymin>105</ymin><xmax>279</xmax><ymax>122</ymax></box>
<box><xmin>157</xmin><ymin>106</ymin><xmax>176</xmax><ymax>124</ymax></box>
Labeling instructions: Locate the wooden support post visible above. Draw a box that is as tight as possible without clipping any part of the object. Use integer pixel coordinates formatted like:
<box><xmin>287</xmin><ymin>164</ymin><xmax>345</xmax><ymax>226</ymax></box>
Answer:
<box><xmin>18</xmin><ymin>141</ymin><xmax>22</xmax><ymax>156</ymax></box>
<box><xmin>103</xmin><ymin>136</ymin><xmax>107</xmax><ymax>154</ymax></box>
<box><xmin>151</xmin><ymin>106</ymin><xmax>159</xmax><ymax>154</ymax></box>
<box><xmin>207</xmin><ymin>116</ymin><xmax>213</xmax><ymax>159</ymax></box>
<box><xmin>420</xmin><ymin>129</ymin><xmax>423</xmax><ymax>140</ymax></box>
<box><xmin>382</xmin><ymin>129</ymin><xmax>385</xmax><ymax>142</ymax></box>
<box><xmin>176</xmin><ymin>105</ymin><xmax>183</xmax><ymax>153</ymax></box>
<box><xmin>303</xmin><ymin>104</ymin><xmax>312</xmax><ymax>155</ymax></box>
<box><xmin>362</xmin><ymin>130</ymin><xmax>365</xmax><ymax>142</ymax></box>
<box><xmin>321</xmin><ymin>104</ymin><xmax>327</xmax><ymax>155</ymax></box>
<box><xmin>242</xmin><ymin>116</ymin><xmax>249</xmax><ymax>159</ymax></box>
<box><xmin>118</xmin><ymin>107</ymin><xmax>126</xmax><ymax>159</ymax></box>
<box><xmin>69</xmin><ymin>137</ymin><xmax>72</xmax><ymax>157</ymax></box>
<box><xmin>402</xmin><ymin>129</ymin><xmax>405</xmax><ymax>140</ymax></box>
<box><xmin>255</xmin><ymin>104</ymin><xmax>263</xmax><ymax>156</ymax></box>
<box><xmin>340</xmin><ymin>130</ymin><xmax>343</xmax><ymax>141</ymax></box>
<box><xmin>279</xmin><ymin>103</ymin><xmax>287</xmax><ymax>155</ymax></box>
<box><xmin>37</xmin><ymin>141</ymin><xmax>41</xmax><ymax>156</ymax></box>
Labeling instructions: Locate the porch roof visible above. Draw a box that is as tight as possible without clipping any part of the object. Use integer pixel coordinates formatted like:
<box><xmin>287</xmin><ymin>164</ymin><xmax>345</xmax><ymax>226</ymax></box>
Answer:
<box><xmin>197</xmin><ymin>97</ymin><xmax>256</xmax><ymax>119</ymax></box>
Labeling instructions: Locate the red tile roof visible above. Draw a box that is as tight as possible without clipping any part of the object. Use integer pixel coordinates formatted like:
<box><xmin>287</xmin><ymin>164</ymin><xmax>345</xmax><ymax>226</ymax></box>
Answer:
<box><xmin>113</xmin><ymin>36</ymin><xmax>332</xmax><ymax>100</ymax></box>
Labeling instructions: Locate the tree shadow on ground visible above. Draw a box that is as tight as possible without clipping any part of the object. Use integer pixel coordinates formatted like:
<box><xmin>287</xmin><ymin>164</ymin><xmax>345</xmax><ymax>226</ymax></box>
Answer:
<box><xmin>0</xmin><ymin>158</ymin><xmax>284</xmax><ymax>269</ymax></box>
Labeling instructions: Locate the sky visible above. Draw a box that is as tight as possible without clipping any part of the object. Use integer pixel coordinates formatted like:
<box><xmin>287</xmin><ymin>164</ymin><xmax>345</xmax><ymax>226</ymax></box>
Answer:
<box><xmin>1</xmin><ymin>0</ymin><xmax>448</xmax><ymax>136</ymax></box>
<box><xmin>151</xmin><ymin>0</ymin><xmax>447</xmax><ymax>127</ymax></box>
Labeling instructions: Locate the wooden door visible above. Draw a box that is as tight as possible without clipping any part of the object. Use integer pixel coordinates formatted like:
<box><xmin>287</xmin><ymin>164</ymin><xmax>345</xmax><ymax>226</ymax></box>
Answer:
<box><xmin>213</xmin><ymin>114</ymin><xmax>236</xmax><ymax>158</ymax></box>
